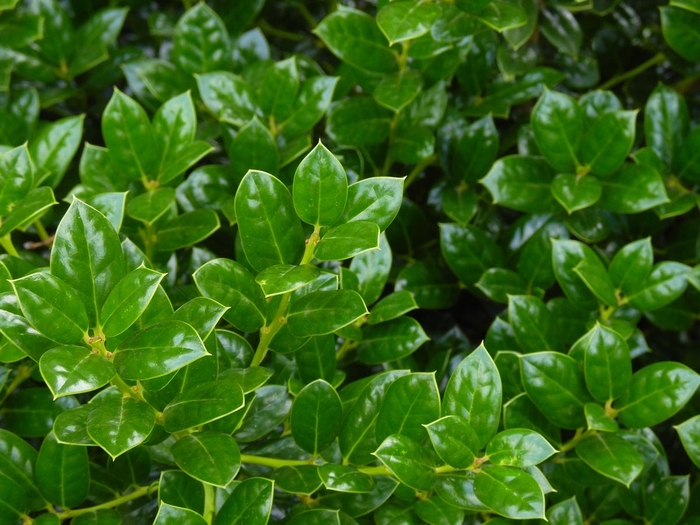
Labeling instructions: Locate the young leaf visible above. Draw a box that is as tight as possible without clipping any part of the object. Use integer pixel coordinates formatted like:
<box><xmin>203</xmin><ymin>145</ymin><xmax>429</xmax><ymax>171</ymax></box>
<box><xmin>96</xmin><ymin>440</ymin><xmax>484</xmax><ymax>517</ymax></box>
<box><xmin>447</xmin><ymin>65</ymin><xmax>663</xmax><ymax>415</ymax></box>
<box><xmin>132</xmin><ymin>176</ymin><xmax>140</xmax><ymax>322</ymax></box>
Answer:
<box><xmin>485</xmin><ymin>429</ymin><xmax>556</xmax><ymax>467</ymax></box>
<box><xmin>171</xmin><ymin>433</ymin><xmax>240</xmax><ymax>488</ymax></box>
<box><xmin>425</xmin><ymin>415</ymin><xmax>479</xmax><ymax>468</ymax></box>
<box><xmin>86</xmin><ymin>397</ymin><xmax>155</xmax><ymax>459</ymax></box>
<box><xmin>443</xmin><ymin>345</ymin><xmax>501</xmax><ymax>448</ymax></box>
<box><xmin>234</xmin><ymin>170</ymin><xmax>305</xmax><ymax>271</ymax></box>
<box><xmin>373</xmin><ymin>434</ymin><xmax>436</xmax><ymax>491</ymax></box>
<box><xmin>474</xmin><ymin>466</ymin><xmax>545</xmax><ymax>520</ymax></box>
<box><xmin>293</xmin><ymin>142</ymin><xmax>348</xmax><ymax>227</ymax></box>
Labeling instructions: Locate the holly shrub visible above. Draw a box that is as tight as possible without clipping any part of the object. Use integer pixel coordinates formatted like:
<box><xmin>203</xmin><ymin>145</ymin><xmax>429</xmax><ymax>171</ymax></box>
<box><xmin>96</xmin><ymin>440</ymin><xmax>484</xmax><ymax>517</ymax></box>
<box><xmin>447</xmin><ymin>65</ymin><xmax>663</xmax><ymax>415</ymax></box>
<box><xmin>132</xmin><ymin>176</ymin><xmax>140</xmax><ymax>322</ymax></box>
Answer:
<box><xmin>0</xmin><ymin>0</ymin><xmax>699</xmax><ymax>524</ymax></box>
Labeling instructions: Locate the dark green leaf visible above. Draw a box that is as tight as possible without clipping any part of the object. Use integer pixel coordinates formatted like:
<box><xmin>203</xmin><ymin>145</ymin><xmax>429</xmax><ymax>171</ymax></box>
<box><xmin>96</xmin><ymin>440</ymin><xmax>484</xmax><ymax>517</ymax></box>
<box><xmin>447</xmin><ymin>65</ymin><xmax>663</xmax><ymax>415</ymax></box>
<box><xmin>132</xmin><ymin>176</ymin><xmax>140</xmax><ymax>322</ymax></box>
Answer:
<box><xmin>163</xmin><ymin>378</ymin><xmax>245</xmax><ymax>432</ymax></box>
<box><xmin>368</xmin><ymin>291</ymin><xmax>418</xmax><ymax>324</ymax></box>
<box><xmin>376</xmin><ymin>0</ymin><xmax>441</xmax><ymax>45</ymax></box>
<box><xmin>127</xmin><ymin>188</ymin><xmax>176</xmax><ymax>226</ymax></box>
<box><xmin>287</xmin><ymin>290</ymin><xmax>368</xmax><ymax>337</ymax></box>
<box><xmin>314</xmin><ymin>7</ymin><xmax>397</xmax><ymax>74</ymax></box>
<box><xmin>316</xmin><ymin>221</ymin><xmax>380</xmax><ymax>261</ymax></box>
<box><xmin>256</xmin><ymin>264</ymin><xmax>319</xmax><ymax>297</ymax></box>
<box><xmin>194</xmin><ymin>258</ymin><xmax>267</xmax><ymax>332</ymax></box>
<box><xmin>11</xmin><ymin>272</ymin><xmax>88</xmax><ymax>344</ymax></box>
<box><xmin>425</xmin><ymin>415</ymin><xmax>479</xmax><ymax>468</ymax></box>
<box><xmin>625</xmin><ymin>262</ymin><xmax>690</xmax><ymax>311</ymax></box>
<box><xmin>214</xmin><ymin>477</ymin><xmax>274</xmax><ymax>525</ymax></box>
<box><xmin>39</xmin><ymin>346</ymin><xmax>115</xmax><ymax>398</ymax></box>
<box><xmin>226</xmin><ymin>117</ymin><xmax>278</xmax><ymax>184</ymax></box>
<box><xmin>113</xmin><ymin>320</ymin><xmax>208</xmax><ymax>380</ymax></box>
<box><xmin>374</xmin><ymin>434</ymin><xmax>436</xmax><ymax>491</ymax></box>
<box><xmin>51</xmin><ymin>198</ymin><xmax>124</xmax><ymax>326</ymax></box>
<box><xmin>440</xmin><ymin>223</ymin><xmax>503</xmax><ymax>285</ymax></box>
<box><xmin>532</xmin><ymin>88</ymin><xmax>583</xmax><ymax>172</ymax></box>
<box><xmin>327</xmin><ymin>97</ymin><xmax>393</xmax><ymax>146</ymax></box>
<box><xmin>357</xmin><ymin>316</ymin><xmax>428</xmax><ymax>364</ymax></box>
<box><xmin>551</xmin><ymin>174</ymin><xmax>602</xmax><ymax>214</ymax></box>
<box><xmin>616</xmin><ymin>362</ymin><xmax>700</xmax><ymax>428</ymax></box>
<box><xmin>580</xmin><ymin>111</ymin><xmax>637</xmax><ymax>176</ymax></box>
<box><xmin>291</xmin><ymin>379</ymin><xmax>343</xmax><ymax>455</ymax></box>
<box><xmin>196</xmin><ymin>72</ymin><xmax>258</xmax><ymax>127</ymax></box>
<box><xmin>575</xmin><ymin>433</ymin><xmax>643</xmax><ymax>486</ymax></box>
<box><xmin>485</xmin><ymin>429</ymin><xmax>556</xmax><ymax>467</ymax></box>
<box><xmin>293</xmin><ymin>142</ymin><xmax>347</xmax><ymax>227</ymax></box>
<box><xmin>259</xmin><ymin>57</ymin><xmax>299</xmax><ymax>120</ymax></box>
<box><xmin>172</xmin><ymin>3</ymin><xmax>230</xmax><ymax>74</ymax></box>
<box><xmin>481</xmin><ymin>156</ymin><xmax>558</xmax><ymax>213</ymax></box>
<box><xmin>373</xmin><ymin>70</ymin><xmax>424</xmax><ymax>112</ymax></box>
<box><xmin>520</xmin><ymin>352</ymin><xmax>592</xmax><ymax>429</ymax></box>
<box><xmin>473</xmin><ymin>466</ymin><xmax>544</xmax><ymax>519</ymax></box>
<box><xmin>87</xmin><ymin>397</ymin><xmax>155</xmax><ymax>459</ymax></box>
<box><xmin>35</xmin><ymin>433</ymin><xmax>88</xmax><ymax>508</ymax></box>
<box><xmin>443</xmin><ymin>345</ymin><xmax>501</xmax><ymax>448</ymax></box>
<box><xmin>235</xmin><ymin>170</ymin><xmax>304</xmax><ymax>271</ymax></box>
<box><xmin>171</xmin><ymin>432</ymin><xmax>240</xmax><ymax>487</ymax></box>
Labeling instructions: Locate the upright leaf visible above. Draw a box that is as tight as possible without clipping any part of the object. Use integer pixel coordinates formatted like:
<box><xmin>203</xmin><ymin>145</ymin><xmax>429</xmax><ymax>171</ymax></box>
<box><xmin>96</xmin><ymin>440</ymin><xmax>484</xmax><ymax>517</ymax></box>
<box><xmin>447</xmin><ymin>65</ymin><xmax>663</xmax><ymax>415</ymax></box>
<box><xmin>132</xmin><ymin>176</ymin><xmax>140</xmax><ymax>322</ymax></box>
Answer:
<box><xmin>291</xmin><ymin>380</ymin><xmax>343</xmax><ymax>455</ymax></box>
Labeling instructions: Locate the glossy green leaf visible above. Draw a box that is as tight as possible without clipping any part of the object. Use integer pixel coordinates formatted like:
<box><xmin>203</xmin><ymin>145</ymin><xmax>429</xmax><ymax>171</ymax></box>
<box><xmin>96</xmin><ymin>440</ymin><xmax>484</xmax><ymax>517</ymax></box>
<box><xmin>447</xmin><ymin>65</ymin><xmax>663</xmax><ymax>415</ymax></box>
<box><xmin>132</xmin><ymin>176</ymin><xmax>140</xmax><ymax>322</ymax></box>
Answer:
<box><xmin>374</xmin><ymin>434</ymin><xmax>436</xmax><ymax>491</ymax></box>
<box><xmin>503</xmin><ymin>394</ymin><xmax>561</xmax><ymax>447</ymax></box>
<box><xmin>616</xmin><ymin>362</ymin><xmax>700</xmax><ymax>428</ymax></box>
<box><xmin>368</xmin><ymin>291</ymin><xmax>417</xmax><ymax>325</ymax></box>
<box><xmin>609</xmin><ymin>238</ymin><xmax>653</xmax><ymax>296</ymax></box>
<box><xmin>293</xmin><ymin>142</ymin><xmax>347</xmax><ymax>227</ymax></box>
<box><xmin>572</xmin><ymin>324</ymin><xmax>631</xmax><ymax>402</ymax></box>
<box><xmin>163</xmin><ymin>377</ymin><xmax>245</xmax><ymax>433</ymax></box>
<box><xmin>127</xmin><ymin>188</ymin><xmax>176</xmax><ymax>225</ymax></box>
<box><xmin>425</xmin><ymin>415</ymin><xmax>479</xmax><ymax>468</ymax></box>
<box><xmin>644</xmin><ymin>475</ymin><xmax>690</xmax><ymax>525</ymax></box>
<box><xmin>551</xmin><ymin>239</ymin><xmax>599</xmax><ymax>310</ymax></box>
<box><xmin>481</xmin><ymin>156</ymin><xmax>558</xmax><ymax>213</ymax></box>
<box><xmin>39</xmin><ymin>346</ymin><xmax>115</xmax><ymax>398</ymax></box>
<box><xmin>0</xmin><ymin>428</ymin><xmax>43</xmax><ymax>510</ymax></box>
<box><xmin>235</xmin><ymin>170</ymin><xmax>304</xmax><ymax>271</ymax></box>
<box><xmin>0</xmin><ymin>187</ymin><xmax>56</xmax><ymax>238</ymax></box>
<box><xmin>539</xmin><ymin>7</ymin><xmax>582</xmax><ymax>56</ymax></box>
<box><xmin>113</xmin><ymin>320</ymin><xmax>208</xmax><ymax>380</ymax></box>
<box><xmin>295</xmin><ymin>335</ymin><xmax>336</xmax><ymax>383</ymax></box>
<box><xmin>53</xmin><ymin>405</ymin><xmax>94</xmax><ymax>446</ymax></box>
<box><xmin>314</xmin><ymin>7</ymin><xmax>397</xmax><ymax>74</ymax></box>
<box><xmin>318</xmin><ymin>466</ymin><xmax>375</xmax><ymax>498</ymax></box>
<box><xmin>340</xmin><ymin>370</ymin><xmax>408</xmax><ymax>465</ymax></box>
<box><xmin>508</xmin><ymin>295</ymin><xmax>555</xmax><ymax>353</ymax></box>
<box><xmin>440</xmin><ymin>223</ymin><xmax>503</xmax><ymax>285</ymax></box>
<box><xmin>226</xmin><ymin>117</ymin><xmax>278</xmax><ymax>184</ymax></box>
<box><xmin>375</xmin><ymin>372</ymin><xmax>440</xmax><ymax>444</ymax></box>
<box><xmin>486</xmin><ymin>429</ymin><xmax>556</xmax><ymax>467</ymax></box>
<box><xmin>443</xmin><ymin>345</ymin><xmax>501</xmax><ymax>448</ymax></box>
<box><xmin>234</xmin><ymin>385</ymin><xmax>291</xmax><ymax>443</ymax></box>
<box><xmin>584</xmin><ymin>402</ymin><xmax>619</xmax><ymax>432</ymax></box>
<box><xmin>154</xmin><ymin>503</ymin><xmax>208</xmax><ymax>525</ymax></box>
<box><xmin>272</xmin><ymin>466</ymin><xmax>322</xmax><ymax>495</ymax></box>
<box><xmin>676</xmin><ymin>415</ymin><xmax>700</xmax><ymax>468</ymax></box>
<box><xmin>11</xmin><ymin>272</ymin><xmax>88</xmax><ymax>344</ymax></box>
<box><xmin>35</xmin><ymin>433</ymin><xmax>88</xmax><ymax>508</ymax></box>
<box><xmin>29</xmin><ymin>115</ymin><xmax>84</xmax><ymax>188</ymax></box>
<box><xmin>102</xmin><ymin>89</ymin><xmax>158</xmax><ymax>181</ymax></box>
<box><xmin>291</xmin><ymin>379</ymin><xmax>343</xmax><ymax>455</ymax></box>
<box><xmin>87</xmin><ymin>397</ymin><xmax>155</xmax><ymax>459</ymax></box>
<box><xmin>196</xmin><ymin>72</ymin><xmax>258</xmax><ymax>127</ymax></box>
<box><xmin>551</xmin><ymin>173</ymin><xmax>602</xmax><ymax>214</ymax></box>
<box><xmin>520</xmin><ymin>352</ymin><xmax>592</xmax><ymax>429</ymax></box>
<box><xmin>338</xmin><ymin>178</ymin><xmax>404</xmax><ymax>232</ymax></box>
<box><xmin>172</xmin><ymin>3</ymin><xmax>230</xmax><ymax>74</ymax></box>
<box><xmin>287</xmin><ymin>289</ymin><xmax>367</xmax><ymax>337</ymax></box>
<box><xmin>575</xmin><ymin>433</ymin><xmax>643</xmax><ymax>486</ymax></box>
<box><xmin>625</xmin><ymin>261</ymin><xmax>690</xmax><ymax>311</ymax></box>
<box><xmin>532</xmin><ymin>89</ymin><xmax>583</xmax><ymax>172</ymax></box>
<box><xmin>414</xmin><ymin>495</ymin><xmax>466</xmax><ymax>525</ymax></box>
<box><xmin>373</xmin><ymin>70</ymin><xmax>424</xmax><ymax>112</ymax></box>
<box><xmin>580</xmin><ymin>111</ymin><xmax>637</xmax><ymax>176</ymax></box>
<box><xmin>350</xmin><ymin>232</ymin><xmax>392</xmax><ymax>305</ymax></box>
<box><xmin>546</xmin><ymin>497</ymin><xmax>583</xmax><ymax>525</ymax></box>
<box><xmin>156</xmin><ymin>209</ymin><xmax>220</xmax><ymax>251</ymax></box>
<box><xmin>357</xmin><ymin>316</ymin><xmax>428</xmax><ymax>364</ymax></box>
<box><xmin>194</xmin><ymin>258</ymin><xmax>266</xmax><ymax>332</ymax></box>
<box><xmin>51</xmin><ymin>198</ymin><xmax>124</xmax><ymax>326</ymax></box>
<box><xmin>0</xmin><ymin>145</ymin><xmax>32</xmax><ymax>215</ymax></box>
<box><xmin>100</xmin><ymin>266</ymin><xmax>165</xmax><ymax>337</ymax></box>
<box><xmin>214</xmin><ymin>477</ymin><xmax>274</xmax><ymax>525</ymax></box>
<box><xmin>171</xmin><ymin>432</ymin><xmax>240</xmax><ymax>487</ymax></box>
<box><xmin>279</xmin><ymin>76</ymin><xmax>338</xmax><ymax>139</ymax></box>
<box><xmin>598</xmin><ymin>164</ymin><xmax>668</xmax><ymax>213</ymax></box>
<box><xmin>474</xmin><ymin>466</ymin><xmax>545</xmax><ymax>520</ymax></box>
<box><xmin>0</xmin><ymin>471</ymin><xmax>26</xmax><ymax>525</ymax></box>
<box><xmin>573</xmin><ymin>255</ymin><xmax>617</xmax><ymax>307</ymax></box>
<box><xmin>259</xmin><ymin>57</ymin><xmax>298</xmax><ymax>120</ymax></box>
<box><xmin>316</xmin><ymin>221</ymin><xmax>380</xmax><ymax>261</ymax></box>
<box><xmin>377</xmin><ymin>0</ymin><xmax>440</xmax><ymax>45</ymax></box>
<box><xmin>644</xmin><ymin>83</ymin><xmax>689</xmax><ymax>169</ymax></box>
<box><xmin>327</xmin><ymin>97</ymin><xmax>393</xmax><ymax>146</ymax></box>
<box><xmin>256</xmin><ymin>264</ymin><xmax>320</xmax><ymax>297</ymax></box>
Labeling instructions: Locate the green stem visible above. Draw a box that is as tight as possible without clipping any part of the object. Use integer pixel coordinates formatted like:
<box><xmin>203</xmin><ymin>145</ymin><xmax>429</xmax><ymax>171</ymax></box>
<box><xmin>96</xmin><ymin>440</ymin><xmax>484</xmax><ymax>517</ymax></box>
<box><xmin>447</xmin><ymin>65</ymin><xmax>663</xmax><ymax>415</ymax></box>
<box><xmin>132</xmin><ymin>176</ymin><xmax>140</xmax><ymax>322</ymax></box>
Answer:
<box><xmin>295</xmin><ymin>2</ymin><xmax>317</xmax><ymax>28</ymax></box>
<box><xmin>203</xmin><ymin>484</ymin><xmax>215</xmax><ymax>524</ymax></box>
<box><xmin>404</xmin><ymin>154</ymin><xmax>437</xmax><ymax>189</ymax></box>
<box><xmin>251</xmin><ymin>293</ymin><xmax>291</xmax><ymax>367</ymax></box>
<box><xmin>33</xmin><ymin>220</ymin><xmax>50</xmax><ymax>242</ymax></box>
<box><xmin>335</xmin><ymin>339</ymin><xmax>356</xmax><ymax>361</ymax></box>
<box><xmin>258</xmin><ymin>19</ymin><xmax>305</xmax><ymax>41</ymax></box>
<box><xmin>0</xmin><ymin>364</ymin><xmax>33</xmax><ymax>405</ymax></box>
<box><xmin>558</xmin><ymin>428</ymin><xmax>594</xmax><ymax>453</ymax></box>
<box><xmin>357</xmin><ymin>465</ymin><xmax>390</xmax><ymax>476</ymax></box>
<box><xmin>56</xmin><ymin>484</ymin><xmax>154</xmax><ymax>520</ymax></box>
<box><xmin>674</xmin><ymin>71</ymin><xmax>700</xmax><ymax>93</ymax></box>
<box><xmin>240</xmin><ymin>454</ymin><xmax>310</xmax><ymax>468</ymax></box>
<box><xmin>599</xmin><ymin>52</ymin><xmax>666</xmax><ymax>90</ymax></box>
<box><xmin>0</xmin><ymin>234</ymin><xmax>19</xmax><ymax>257</ymax></box>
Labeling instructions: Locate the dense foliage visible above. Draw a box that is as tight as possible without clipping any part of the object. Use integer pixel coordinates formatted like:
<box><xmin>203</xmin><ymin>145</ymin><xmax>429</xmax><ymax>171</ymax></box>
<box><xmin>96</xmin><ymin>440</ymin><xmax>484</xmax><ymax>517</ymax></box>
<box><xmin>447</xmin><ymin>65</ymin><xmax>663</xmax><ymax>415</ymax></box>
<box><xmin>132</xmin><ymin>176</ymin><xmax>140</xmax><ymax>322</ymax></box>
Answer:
<box><xmin>0</xmin><ymin>0</ymin><xmax>699</xmax><ymax>523</ymax></box>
